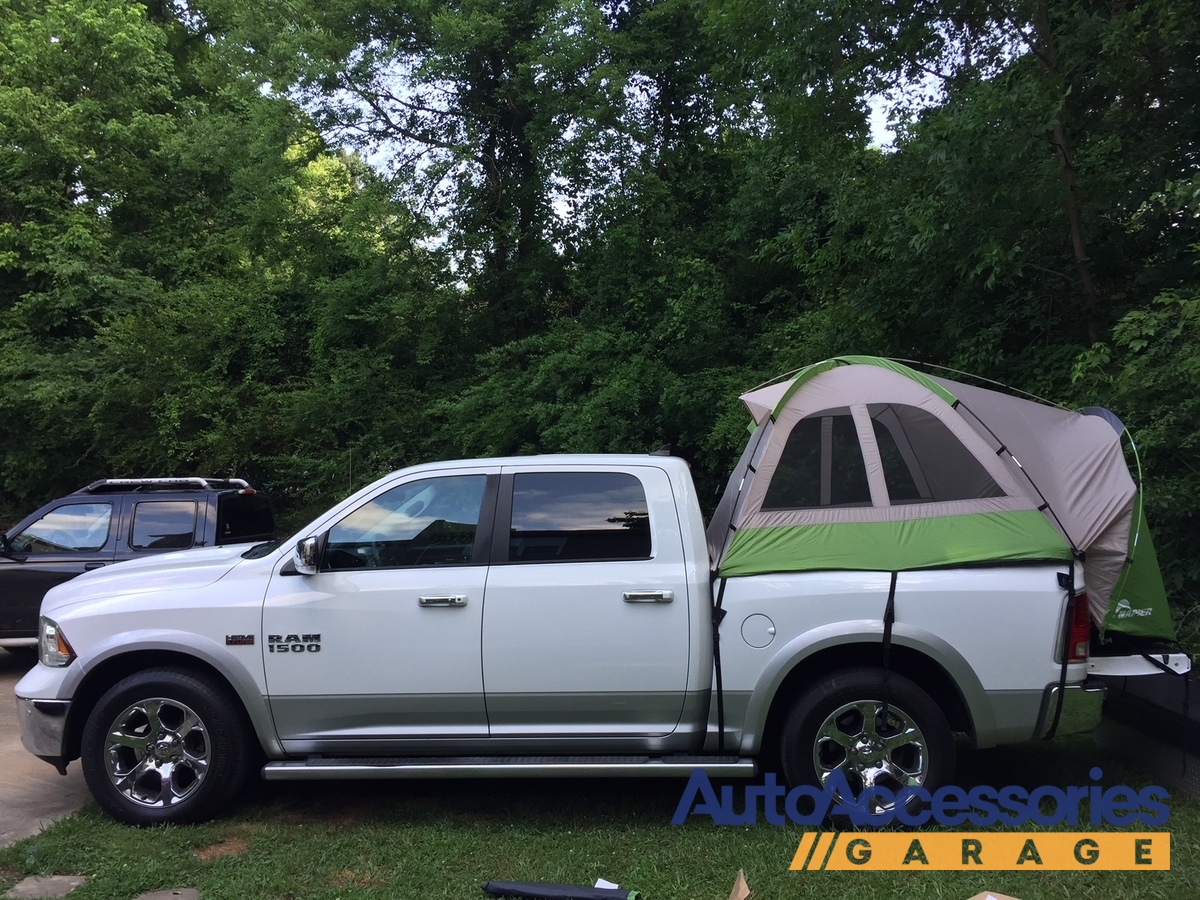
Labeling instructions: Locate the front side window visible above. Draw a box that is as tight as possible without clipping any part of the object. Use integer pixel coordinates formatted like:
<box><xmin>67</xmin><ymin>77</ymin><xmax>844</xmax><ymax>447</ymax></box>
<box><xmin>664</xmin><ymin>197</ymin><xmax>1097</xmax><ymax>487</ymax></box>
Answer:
<box><xmin>508</xmin><ymin>472</ymin><xmax>651</xmax><ymax>562</ymax></box>
<box><xmin>10</xmin><ymin>503</ymin><xmax>113</xmax><ymax>553</ymax></box>
<box><xmin>763</xmin><ymin>408</ymin><xmax>871</xmax><ymax>509</ymax></box>
<box><xmin>130</xmin><ymin>501</ymin><xmax>198</xmax><ymax>550</ymax></box>
<box><xmin>325</xmin><ymin>475</ymin><xmax>487</xmax><ymax>570</ymax></box>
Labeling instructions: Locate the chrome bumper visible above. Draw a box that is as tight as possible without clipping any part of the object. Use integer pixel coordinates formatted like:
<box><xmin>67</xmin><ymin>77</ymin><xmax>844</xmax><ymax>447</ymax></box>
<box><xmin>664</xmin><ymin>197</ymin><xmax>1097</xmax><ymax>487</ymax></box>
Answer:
<box><xmin>16</xmin><ymin>695</ymin><xmax>71</xmax><ymax>767</ymax></box>
<box><xmin>1036</xmin><ymin>677</ymin><xmax>1106</xmax><ymax>739</ymax></box>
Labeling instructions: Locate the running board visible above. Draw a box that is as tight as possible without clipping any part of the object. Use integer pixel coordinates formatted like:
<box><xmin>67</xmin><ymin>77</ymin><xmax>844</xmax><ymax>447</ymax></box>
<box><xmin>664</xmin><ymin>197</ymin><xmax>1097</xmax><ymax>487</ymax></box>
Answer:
<box><xmin>262</xmin><ymin>754</ymin><xmax>756</xmax><ymax>781</ymax></box>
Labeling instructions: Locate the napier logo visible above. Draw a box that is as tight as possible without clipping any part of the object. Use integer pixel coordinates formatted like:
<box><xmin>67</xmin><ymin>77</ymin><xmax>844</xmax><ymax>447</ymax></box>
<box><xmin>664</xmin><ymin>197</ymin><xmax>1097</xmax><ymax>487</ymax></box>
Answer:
<box><xmin>1116</xmin><ymin>599</ymin><xmax>1153</xmax><ymax>619</ymax></box>
<box><xmin>267</xmin><ymin>633</ymin><xmax>322</xmax><ymax>653</ymax></box>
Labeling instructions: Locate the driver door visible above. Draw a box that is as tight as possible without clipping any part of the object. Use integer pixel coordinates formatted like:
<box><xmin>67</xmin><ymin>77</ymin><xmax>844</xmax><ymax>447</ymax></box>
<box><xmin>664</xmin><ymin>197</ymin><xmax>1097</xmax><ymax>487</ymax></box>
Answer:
<box><xmin>1</xmin><ymin>501</ymin><xmax>118</xmax><ymax>640</ymax></box>
<box><xmin>262</xmin><ymin>470</ymin><xmax>497</xmax><ymax>754</ymax></box>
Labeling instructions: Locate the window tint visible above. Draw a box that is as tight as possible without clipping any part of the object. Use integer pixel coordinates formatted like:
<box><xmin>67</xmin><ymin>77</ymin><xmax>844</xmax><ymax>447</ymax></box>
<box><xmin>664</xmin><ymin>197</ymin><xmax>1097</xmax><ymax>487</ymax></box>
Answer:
<box><xmin>10</xmin><ymin>503</ymin><xmax>112</xmax><ymax>553</ymax></box>
<box><xmin>326</xmin><ymin>475</ymin><xmax>486</xmax><ymax>570</ymax></box>
<box><xmin>217</xmin><ymin>494</ymin><xmax>275</xmax><ymax>544</ymax></box>
<box><xmin>868</xmin><ymin>404</ymin><xmax>1005</xmax><ymax>503</ymax></box>
<box><xmin>131</xmin><ymin>501</ymin><xmax>197</xmax><ymax>550</ymax></box>
<box><xmin>763</xmin><ymin>408</ymin><xmax>871</xmax><ymax>509</ymax></box>
<box><xmin>509</xmin><ymin>472</ymin><xmax>651</xmax><ymax>562</ymax></box>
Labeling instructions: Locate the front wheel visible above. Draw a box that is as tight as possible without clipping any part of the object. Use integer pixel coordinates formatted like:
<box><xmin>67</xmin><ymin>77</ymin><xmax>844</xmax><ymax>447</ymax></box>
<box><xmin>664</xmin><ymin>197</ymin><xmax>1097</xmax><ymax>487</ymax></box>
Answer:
<box><xmin>779</xmin><ymin>667</ymin><xmax>954</xmax><ymax>819</ymax></box>
<box><xmin>81</xmin><ymin>668</ymin><xmax>250</xmax><ymax>826</ymax></box>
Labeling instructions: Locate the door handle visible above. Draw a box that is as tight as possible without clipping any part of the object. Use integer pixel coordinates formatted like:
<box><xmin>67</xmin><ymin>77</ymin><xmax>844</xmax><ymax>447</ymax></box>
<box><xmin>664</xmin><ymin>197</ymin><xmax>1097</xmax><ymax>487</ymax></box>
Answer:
<box><xmin>418</xmin><ymin>595</ymin><xmax>468</xmax><ymax>608</ymax></box>
<box><xmin>84</xmin><ymin>562</ymin><xmax>106</xmax><ymax>571</ymax></box>
<box><xmin>623</xmin><ymin>590</ymin><xmax>673</xmax><ymax>603</ymax></box>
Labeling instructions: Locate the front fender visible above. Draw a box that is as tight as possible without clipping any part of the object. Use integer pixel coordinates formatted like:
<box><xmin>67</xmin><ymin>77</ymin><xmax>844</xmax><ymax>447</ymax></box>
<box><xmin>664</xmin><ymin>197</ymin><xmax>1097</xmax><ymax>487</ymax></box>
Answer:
<box><xmin>67</xmin><ymin>630</ymin><xmax>281</xmax><ymax>758</ymax></box>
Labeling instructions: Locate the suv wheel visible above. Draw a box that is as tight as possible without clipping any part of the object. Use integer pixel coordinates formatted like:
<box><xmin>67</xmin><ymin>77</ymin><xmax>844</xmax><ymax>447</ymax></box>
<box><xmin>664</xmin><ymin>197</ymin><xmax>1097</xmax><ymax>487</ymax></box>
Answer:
<box><xmin>81</xmin><ymin>668</ymin><xmax>250</xmax><ymax>825</ymax></box>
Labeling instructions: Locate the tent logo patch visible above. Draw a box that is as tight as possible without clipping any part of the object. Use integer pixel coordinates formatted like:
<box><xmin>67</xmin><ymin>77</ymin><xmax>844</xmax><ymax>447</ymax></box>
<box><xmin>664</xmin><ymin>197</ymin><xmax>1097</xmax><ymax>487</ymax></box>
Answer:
<box><xmin>1116</xmin><ymin>599</ymin><xmax>1152</xmax><ymax>619</ymax></box>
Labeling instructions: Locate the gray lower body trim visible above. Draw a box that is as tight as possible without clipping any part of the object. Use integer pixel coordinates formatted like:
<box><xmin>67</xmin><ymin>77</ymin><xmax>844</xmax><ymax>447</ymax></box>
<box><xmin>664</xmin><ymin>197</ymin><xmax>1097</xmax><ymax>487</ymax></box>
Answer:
<box><xmin>263</xmin><ymin>755</ymin><xmax>756</xmax><ymax>781</ymax></box>
<box><xmin>986</xmin><ymin>689</ymin><xmax>1049</xmax><ymax>744</ymax></box>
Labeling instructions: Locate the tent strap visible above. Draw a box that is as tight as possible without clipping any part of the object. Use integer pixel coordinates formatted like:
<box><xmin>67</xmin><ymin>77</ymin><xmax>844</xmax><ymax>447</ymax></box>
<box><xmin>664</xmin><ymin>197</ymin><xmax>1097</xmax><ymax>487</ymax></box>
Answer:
<box><xmin>712</xmin><ymin>576</ymin><xmax>729</xmax><ymax>753</ymax></box>
<box><xmin>1043</xmin><ymin>560</ymin><xmax>1077</xmax><ymax>741</ymax></box>
<box><xmin>881</xmin><ymin>572</ymin><xmax>898</xmax><ymax>723</ymax></box>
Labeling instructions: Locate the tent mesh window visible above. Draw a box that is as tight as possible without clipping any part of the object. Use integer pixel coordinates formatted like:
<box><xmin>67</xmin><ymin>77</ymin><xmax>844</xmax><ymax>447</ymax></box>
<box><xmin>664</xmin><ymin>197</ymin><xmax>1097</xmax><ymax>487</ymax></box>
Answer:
<box><xmin>867</xmin><ymin>404</ymin><xmax>1005</xmax><ymax>504</ymax></box>
<box><xmin>763</xmin><ymin>408</ymin><xmax>871</xmax><ymax>509</ymax></box>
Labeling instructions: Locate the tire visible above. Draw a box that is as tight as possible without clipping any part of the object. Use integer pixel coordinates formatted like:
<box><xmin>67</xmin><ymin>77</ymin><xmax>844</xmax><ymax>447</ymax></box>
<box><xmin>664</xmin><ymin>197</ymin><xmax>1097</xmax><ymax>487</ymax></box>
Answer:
<box><xmin>81</xmin><ymin>668</ymin><xmax>251</xmax><ymax>826</ymax></box>
<box><xmin>779</xmin><ymin>667</ymin><xmax>954</xmax><ymax>821</ymax></box>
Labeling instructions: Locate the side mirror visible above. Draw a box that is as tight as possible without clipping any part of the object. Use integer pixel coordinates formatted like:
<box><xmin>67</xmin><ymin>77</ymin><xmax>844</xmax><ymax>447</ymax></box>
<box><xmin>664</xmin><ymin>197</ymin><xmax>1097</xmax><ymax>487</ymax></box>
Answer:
<box><xmin>293</xmin><ymin>536</ymin><xmax>319</xmax><ymax>576</ymax></box>
<box><xmin>0</xmin><ymin>532</ymin><xmax>24</xmax><ymax>561</ymax></box>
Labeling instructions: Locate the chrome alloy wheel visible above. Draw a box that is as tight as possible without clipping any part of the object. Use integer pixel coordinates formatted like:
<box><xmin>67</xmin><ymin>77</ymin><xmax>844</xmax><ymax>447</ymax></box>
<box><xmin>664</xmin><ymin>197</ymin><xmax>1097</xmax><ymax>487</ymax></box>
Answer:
<box><xmin>813</xmin><ymin>699</ymin><xmax>928</xmax><ymax>798</ymax></box>
<box><xmin>103</xmin><ymin>697</ymin><xmax>210</xmax><ymax>808</ymax></box>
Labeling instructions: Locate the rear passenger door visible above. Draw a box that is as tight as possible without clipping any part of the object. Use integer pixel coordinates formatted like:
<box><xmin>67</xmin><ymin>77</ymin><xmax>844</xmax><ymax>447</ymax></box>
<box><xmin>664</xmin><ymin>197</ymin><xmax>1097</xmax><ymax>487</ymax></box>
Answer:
<box><xmin>120</xmin><ymin>499</ymin><xmax>201</xmax><ymax>560</ymax></box>
<box><xmin>481</xmin><ymin>465</ymin><xmax>692</xmax><ymax>739</ymax></box>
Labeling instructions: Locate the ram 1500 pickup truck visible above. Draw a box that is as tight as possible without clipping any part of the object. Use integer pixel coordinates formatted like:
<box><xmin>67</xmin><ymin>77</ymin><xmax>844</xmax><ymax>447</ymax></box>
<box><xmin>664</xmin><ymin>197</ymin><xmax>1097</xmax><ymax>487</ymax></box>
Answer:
<box><xmin>15</xmin><ymin>359</ymin><xmax>1188</xmax><ymax>825</ymax></box>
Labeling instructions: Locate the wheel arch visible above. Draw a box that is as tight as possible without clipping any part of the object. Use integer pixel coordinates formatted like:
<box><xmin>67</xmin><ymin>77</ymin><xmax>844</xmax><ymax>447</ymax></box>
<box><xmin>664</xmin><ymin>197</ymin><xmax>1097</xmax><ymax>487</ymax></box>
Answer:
<box><xmin>63</xmin><ymin>645</ymin><xmax>278</xmax><ymax>763</ymax></box>
<box><xmin>742</xmin><ymin>624</ymin><xmax>993</xmax><ymax>759</ymax></box>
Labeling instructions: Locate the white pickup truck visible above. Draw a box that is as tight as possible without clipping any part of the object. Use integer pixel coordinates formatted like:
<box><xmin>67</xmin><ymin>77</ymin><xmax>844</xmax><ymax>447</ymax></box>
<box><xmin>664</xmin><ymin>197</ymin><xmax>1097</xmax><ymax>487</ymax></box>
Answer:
<box><xmin>15</xmin><ymin>358</ymin><xmax>1188</xmax><ymax>825</ymax></box>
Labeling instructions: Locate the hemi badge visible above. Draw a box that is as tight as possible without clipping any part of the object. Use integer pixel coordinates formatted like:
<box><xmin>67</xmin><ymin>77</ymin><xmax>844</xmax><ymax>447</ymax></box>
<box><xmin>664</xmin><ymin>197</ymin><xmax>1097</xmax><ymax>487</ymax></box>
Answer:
<box><xmin>226</xmin><ymin>634</ymin><xmax>255</xmax><ymax>646</ymax></box>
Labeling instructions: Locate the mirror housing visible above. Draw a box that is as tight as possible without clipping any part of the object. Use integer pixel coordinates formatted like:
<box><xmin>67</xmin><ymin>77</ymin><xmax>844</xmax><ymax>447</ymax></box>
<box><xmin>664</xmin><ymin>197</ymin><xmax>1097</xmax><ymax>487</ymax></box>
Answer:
<box><xmin>293</xmin><ymin>536</ymin><xmax>319</xmax><ymax>575</ymax></box>
<box><xmin>0</xmin><ymin>532</ymin><xmax>25</xmax><ymax>562</ymax></box>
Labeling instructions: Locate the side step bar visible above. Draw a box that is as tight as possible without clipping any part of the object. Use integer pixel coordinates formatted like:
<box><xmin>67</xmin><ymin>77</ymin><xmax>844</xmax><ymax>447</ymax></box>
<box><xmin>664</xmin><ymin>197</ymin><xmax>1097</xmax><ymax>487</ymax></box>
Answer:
<box><xmin>263</xmin><ymin>754</ymin><xmax>756</xmax><ymax>781</ymax></box>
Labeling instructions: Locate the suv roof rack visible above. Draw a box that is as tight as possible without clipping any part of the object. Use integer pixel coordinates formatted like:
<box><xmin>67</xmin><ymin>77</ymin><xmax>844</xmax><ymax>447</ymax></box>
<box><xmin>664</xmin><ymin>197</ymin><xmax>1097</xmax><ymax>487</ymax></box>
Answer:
<box><xmin>79</xmin><ymin>478</ymin><xmax>253</xmax><ymax>494</ymax></box>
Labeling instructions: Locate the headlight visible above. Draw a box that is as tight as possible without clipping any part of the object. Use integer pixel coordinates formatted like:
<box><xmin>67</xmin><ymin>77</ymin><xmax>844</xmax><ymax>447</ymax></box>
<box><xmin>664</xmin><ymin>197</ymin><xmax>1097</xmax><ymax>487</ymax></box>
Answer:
<box><xmin>39</xmin><ymin>617</ymin><xmax>76</xmax><ymax>667</ymax></box>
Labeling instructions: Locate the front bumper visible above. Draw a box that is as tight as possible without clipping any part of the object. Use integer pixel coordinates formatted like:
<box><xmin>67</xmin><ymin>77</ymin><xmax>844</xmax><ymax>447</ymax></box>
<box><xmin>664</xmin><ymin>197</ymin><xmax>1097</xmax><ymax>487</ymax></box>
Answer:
<box><xmin>15</xmin><ymin>695</ymin><xmax>71</xmax><ymax>772</ymax></box>
<box><xmin>1036</xmin><ymin>676</ymin><xmax>1106</xmax><ymax>739</ymax></box>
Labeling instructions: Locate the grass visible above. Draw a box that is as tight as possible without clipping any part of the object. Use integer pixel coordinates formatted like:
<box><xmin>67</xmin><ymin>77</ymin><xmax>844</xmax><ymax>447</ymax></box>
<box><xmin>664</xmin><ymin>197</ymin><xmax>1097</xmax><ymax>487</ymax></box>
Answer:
<box><xmin>2</xmin><ymin>737</ymin><xmax>1198</xmax><ymax>900</ymax></box>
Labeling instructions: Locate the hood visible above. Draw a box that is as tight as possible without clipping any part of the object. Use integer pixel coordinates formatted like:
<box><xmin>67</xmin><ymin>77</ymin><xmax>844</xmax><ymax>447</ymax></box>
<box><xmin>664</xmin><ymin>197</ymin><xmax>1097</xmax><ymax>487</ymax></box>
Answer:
<box><xmin>41</xmin><ymin>544</ymin><xmax>251</xmax><ymax>614</ymax></box>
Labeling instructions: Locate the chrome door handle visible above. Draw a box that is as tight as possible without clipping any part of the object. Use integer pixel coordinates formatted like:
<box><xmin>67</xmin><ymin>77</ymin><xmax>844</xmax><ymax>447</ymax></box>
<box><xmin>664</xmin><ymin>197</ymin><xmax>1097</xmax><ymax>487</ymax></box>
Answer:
<box><xmin>418</xmin><ymin>595</ymin><xmax>468</xmax><ymax>608</ymax></box>
<box><xmin>623</xmin><ymin>590</ymin><xmax>673</xmax><ymax>603</ymax></box>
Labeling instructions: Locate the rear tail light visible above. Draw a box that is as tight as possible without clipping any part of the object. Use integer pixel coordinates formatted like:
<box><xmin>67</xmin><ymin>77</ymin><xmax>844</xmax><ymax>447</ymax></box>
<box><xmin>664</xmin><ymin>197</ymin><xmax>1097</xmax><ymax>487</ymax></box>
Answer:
<box><xmin>1067</xmin><ymin>592</ymin><xmax>1090</xmax><ymax>662</ymax></box>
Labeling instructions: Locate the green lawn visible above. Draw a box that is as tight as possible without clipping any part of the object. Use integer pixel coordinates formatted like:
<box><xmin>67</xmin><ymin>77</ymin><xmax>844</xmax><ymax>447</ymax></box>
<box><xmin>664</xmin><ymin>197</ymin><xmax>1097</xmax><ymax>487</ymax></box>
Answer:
<box><xmin>2</xmin><ymin>737</ymin><xmax>1196</xmax><ymax>900</ymax></box>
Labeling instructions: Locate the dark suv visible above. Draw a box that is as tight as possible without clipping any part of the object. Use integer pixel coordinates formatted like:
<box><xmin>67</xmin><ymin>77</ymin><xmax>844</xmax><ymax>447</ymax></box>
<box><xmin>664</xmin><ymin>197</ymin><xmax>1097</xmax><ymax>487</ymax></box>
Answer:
<box><xmin>0</xmin><ymin>478</ymin><xmax>275</xmax><ymax>650</ymax></box>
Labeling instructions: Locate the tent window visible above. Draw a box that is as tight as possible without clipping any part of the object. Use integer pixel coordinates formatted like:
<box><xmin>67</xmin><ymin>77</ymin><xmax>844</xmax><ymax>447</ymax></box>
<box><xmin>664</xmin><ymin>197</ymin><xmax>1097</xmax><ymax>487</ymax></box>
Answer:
<box><xmin>763</xmin><ymin>408</ymin><xmax>871</xmax><ymax>509</ymax></box>
<box><xmin>868</xmin><ymin>404</ymin><xmax>1005</xmax><ymax>503</ymax></box>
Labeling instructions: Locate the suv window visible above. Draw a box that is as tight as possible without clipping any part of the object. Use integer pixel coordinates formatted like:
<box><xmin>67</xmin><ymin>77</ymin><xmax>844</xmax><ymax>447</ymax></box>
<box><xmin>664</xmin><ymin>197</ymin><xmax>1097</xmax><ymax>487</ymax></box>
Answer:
<box><xmin>9</xmin><ymin>503</ymin><xmax>113</xmax><ymax>553</ymax></box>
<box><xmin>130</xmin><ymin>501</ymin><xmax>197</xmax><ymax>550</ymax></box>
<box><xmin>217</xmin><ymin>493</ymin><xmax>276</xmax><ymax>544</ymax></box>
<box><xmin>508</xmin><ymin>472</ymin><xmax>651</xmax><ymax>563</ymax></box>
<box><xmin>325</xmin><ymin>475</ymin><xmax>487</xmax><ymax>570</ymax></box>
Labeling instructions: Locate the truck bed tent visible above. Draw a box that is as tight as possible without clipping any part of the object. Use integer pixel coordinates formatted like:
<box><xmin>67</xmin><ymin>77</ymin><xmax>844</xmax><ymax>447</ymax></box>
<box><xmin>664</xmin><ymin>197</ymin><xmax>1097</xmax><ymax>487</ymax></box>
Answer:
<box><xmin>706</xmin><ymin>356</ymin><xmax>1174</xmax><ymax>641</ymax></box>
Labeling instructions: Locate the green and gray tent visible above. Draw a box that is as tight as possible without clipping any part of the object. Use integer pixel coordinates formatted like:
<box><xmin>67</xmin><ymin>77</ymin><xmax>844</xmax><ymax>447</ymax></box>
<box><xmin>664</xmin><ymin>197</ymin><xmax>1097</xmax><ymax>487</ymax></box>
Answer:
<box><xmin>705</xmin><ymin>356</ymin><xmax>1174</xmax><ymax>641</ymax></box>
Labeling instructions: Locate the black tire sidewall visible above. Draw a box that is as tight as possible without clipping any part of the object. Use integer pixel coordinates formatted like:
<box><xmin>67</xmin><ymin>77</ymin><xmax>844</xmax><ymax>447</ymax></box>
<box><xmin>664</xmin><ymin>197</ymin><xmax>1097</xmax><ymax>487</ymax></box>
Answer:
<box><xmin>780</xmin><ymin>667</ymin><xmax>955</xmax><ymax>811</ymax></box>
<box><xmin>81</xmin><ymin>667</ymin><xmax>248</xmax><ymax>826</ymax></box>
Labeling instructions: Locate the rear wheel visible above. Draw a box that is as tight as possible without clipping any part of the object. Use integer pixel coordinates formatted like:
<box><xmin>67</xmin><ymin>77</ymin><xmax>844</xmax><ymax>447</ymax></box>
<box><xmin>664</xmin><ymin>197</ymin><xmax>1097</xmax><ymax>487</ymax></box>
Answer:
<box><xmin>81</xmin><ymin>668</ymin><xmax>250</xmax><ymax>825</ymax></box>
<box><xmin>780</xmin><ymin>667</ymin><xmax>954</xmax><ymax>820</ymax></box>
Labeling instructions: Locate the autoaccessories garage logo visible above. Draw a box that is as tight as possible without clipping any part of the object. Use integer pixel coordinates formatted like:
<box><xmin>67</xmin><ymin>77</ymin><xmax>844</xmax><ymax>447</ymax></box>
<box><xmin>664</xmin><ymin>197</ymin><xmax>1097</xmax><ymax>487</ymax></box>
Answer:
<box><xmin>672</xmin><ymin>769</ymin><xmax>1170</xmax><ymax>871</ymax></box>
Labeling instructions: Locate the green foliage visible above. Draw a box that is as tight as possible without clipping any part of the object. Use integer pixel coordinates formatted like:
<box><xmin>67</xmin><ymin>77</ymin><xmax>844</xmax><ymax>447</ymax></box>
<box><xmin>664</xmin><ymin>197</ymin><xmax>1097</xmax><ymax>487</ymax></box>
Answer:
<box><xmin>0</xmin><ymin>0</ymin><xmax>1197</xmax><ymax>614</ymax></box>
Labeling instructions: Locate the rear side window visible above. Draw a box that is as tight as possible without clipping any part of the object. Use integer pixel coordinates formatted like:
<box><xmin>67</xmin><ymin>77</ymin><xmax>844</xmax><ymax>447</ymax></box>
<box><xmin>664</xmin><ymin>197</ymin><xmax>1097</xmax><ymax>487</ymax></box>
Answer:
<box><xmin>217</xmin><ymin>493</ymin><xmax>276</xmax><ymax>544</ymax></box>
<box><xmin>130</xmin><ymin>501</ymin><xmax>197</xmax><ymax>550</ymax></box>
<box><xmin>763</xmin><ymin>408</ymin><xmax>871</xmax><ymax>509</ymax></box>
<box><xmin>508</xmin><ymin>472</ymin><xmax>651</xmax><ymax>563</ymax></box>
